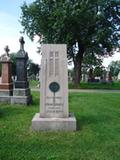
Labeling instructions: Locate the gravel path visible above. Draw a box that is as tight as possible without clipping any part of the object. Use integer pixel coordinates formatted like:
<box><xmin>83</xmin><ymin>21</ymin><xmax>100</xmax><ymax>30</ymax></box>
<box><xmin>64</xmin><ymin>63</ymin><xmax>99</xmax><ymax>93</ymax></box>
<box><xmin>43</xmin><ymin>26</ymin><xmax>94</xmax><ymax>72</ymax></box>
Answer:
<box><xmin>31</xmin><ymin>88</ymin><xmax>120</xmax><ymax>93</ymax></box>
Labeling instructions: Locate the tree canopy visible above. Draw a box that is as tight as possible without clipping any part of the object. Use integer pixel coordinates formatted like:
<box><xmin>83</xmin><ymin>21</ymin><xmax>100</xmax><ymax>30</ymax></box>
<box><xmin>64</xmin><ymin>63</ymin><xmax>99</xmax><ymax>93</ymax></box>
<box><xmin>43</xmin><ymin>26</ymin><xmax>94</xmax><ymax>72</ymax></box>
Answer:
<box><xmin>108</xmin><ymin>60</ymin><xmax>120</xmax><ymax>77</ymax></box>
<box><xmin>20</xmin><ymin>0</ymin><xmax>120</xmax><ymax>85</ymax></box>
<box><xmin>27</xmin><ymin>59</ymin><xmax>40</xmax><ymax>78</ymax></box>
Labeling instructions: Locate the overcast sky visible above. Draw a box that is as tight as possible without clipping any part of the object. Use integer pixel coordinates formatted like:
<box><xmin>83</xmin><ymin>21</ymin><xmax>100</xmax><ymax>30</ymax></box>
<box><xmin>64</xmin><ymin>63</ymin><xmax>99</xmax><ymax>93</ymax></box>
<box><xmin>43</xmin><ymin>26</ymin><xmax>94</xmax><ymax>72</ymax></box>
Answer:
<box><xmin>0</xmin><ymin>0</ymin><xmax>119</xmax><ymax>67</ymax></box>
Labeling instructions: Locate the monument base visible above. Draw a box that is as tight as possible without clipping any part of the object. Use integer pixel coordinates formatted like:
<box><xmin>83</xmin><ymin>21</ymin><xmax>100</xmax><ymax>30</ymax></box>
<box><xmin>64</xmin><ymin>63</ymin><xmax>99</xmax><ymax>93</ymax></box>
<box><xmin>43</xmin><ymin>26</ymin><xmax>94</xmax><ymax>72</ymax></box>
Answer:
<box><xmin>0</xmin><ymin>96</ymin><xmax>11</xmax><ymax>103</ymax></box>
<box><xmin>32</xmin><ymin>113</ymin><xmax>76</xmax><ymax>131</ymax></box>
<box><xmin>11</xmin><ymin>95</ymin><xmax>32</xmax><ymax>105</ymax></box>
<box><xmin>15</xmin><ymin>81</ymin><xmax>29</xmax><ymax>88</ymax></box>
<box><xmin>11</xmin><ymin>88</ymin><xmax>32</xmax><ymax>105</ymax></box>
<box><xmin>0</xmin><ymin>83</ymin><xmax>13</xmax><ymax>89</ymax></box>
<box><xmin>13</xmin><ymin>88</ymin><xmax>31</xmax><ymax>96</ymax></box>
<box><xmin>0</xmin><ymin>89</ymin><xmax>12</xmax><ymax>96</ymax></box>
<box><xmin>0</xmin><ymin>89</ymin><xmax>12</xmax><ymax>103</ymax></box>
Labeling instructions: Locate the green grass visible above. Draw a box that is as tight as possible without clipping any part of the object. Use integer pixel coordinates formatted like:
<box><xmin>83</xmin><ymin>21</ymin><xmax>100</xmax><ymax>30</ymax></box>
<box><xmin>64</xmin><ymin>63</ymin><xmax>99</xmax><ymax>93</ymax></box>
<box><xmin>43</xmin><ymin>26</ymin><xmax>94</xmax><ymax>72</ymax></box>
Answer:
<box><xmin>29</xmin><ymin>80</ymin><xmax>39</xmax><ymax>88</ymax></box>
<box><xmin>0</xmin><ymin>92</ymin><xmax>120</xmax><ymax>160</ymax></box>
<box><xmin>69</xmin><ymin>81</ymin><xmax>120</xmax><ymax>90</ymax></box>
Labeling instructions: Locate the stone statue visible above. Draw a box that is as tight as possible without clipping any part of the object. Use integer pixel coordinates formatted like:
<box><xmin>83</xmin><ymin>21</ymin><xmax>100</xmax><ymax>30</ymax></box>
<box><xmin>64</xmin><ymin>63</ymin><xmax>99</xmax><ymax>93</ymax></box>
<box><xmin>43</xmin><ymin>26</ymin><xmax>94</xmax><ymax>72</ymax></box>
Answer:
<box><xmin>17</xmin><ymin>36</ymin><xmax>28</xmax><ymax>58</ymax></box>
<box><xmin>0</xmin><ymin>45</ymin><xmax>10</xmax><ymax>61</ymax></box>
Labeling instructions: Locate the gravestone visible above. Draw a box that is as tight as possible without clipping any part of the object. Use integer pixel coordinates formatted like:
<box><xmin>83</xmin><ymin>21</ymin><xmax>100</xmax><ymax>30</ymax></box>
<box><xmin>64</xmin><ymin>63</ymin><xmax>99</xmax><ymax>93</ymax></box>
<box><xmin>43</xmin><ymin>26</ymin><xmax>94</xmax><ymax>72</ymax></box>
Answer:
<box><xmin>101</xmin><ymin>69</ymin><xmax>107</xmax><ymax>83</ymax></box>
<box><xmin>106</xmin><ymin>70</ymin><xmax>112</xmax><ymax>83</ymax></box>
<box><xmin>108</xmin><ymin>71</ymin><xmax>113</xmax><ymax>82</ymax></box>
<box><xmin>117</xmin><ymin>71</ymin><xmax>120</xmax><ymax>81</ymax></box>
<box><xmin>88</xmin><ymin>67</ymin><xmax>94</xmax><ymax>82</ymax></box>
<box><xmin>0</xmin><ymin>46</ymin><xmax>13</xmax><ymax>103</ymax></box>
<box><xmin>32</xmin><ymin>44</ymin><xmax>76</xmax><ymax>131</ymax></box>
<box><xmin>11</xmin><ymin>37</ymin><xmax>32</xmax><ymax>105</ymax></box>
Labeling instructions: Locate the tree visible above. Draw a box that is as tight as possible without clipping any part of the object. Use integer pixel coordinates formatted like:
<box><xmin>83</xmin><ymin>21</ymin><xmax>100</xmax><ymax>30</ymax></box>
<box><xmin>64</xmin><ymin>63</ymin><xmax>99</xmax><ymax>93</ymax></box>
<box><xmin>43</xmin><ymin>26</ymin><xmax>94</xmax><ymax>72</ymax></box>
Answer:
<box><xmin>27</xmin><ymin>59</ymin><xmax>40</xmax><ymax>78</ymax></box>
<box><xmin>20</xmin><ymin>0</ymin><xmax>120</xmax><ymax>86</ymax></box>
<box><xmin>108</xmin><ymin>60</ymin><xmax>120</xmax><ymax>77</ymax></box>
<box><xmin>94</xmin><ymin>66</ymin><xmax>104</xmax><ymax>77</ymax></box>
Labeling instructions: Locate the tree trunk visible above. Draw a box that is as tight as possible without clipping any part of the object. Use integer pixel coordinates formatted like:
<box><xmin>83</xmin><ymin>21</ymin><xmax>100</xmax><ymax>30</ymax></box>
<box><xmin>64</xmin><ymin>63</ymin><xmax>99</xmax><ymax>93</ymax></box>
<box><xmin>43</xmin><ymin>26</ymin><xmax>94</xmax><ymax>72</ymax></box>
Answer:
<box><xmin>73</xmin><ymin>43</ymin><xmax>84</xmax><ymax>87</ymax></box>
<box><xmin>73</xmin><ymin>56</ymin><xmax>82</xmax><ymax>87</ymax></box>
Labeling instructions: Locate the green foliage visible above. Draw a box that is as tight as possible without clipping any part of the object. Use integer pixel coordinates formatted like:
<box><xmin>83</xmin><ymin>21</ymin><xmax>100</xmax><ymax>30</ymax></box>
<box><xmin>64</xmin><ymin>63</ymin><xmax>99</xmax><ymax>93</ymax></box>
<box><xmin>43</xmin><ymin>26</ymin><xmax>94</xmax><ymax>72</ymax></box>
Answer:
<box><xmin>108</xmin><ymin>60</ymin><xmax>120</xmax><ymax>77</ymax></box>
<box><xmin>94</xmin><ymin>66</ymin><xmax>104</xmax><ymax>77</ymax></box>
<box><xmin>69</xmin><ymin>82</ymin><xmax>120</xmax><ymax>90</ymax></box>
<box><xmin>82</xmin><ymin>53</ymin><xmax>103</xmax><ymax>67</ymax></box>
<box><xmin>27</xmin><ymin>59</ymin><xmax>40</xmax><ymax>77</ymax></box>
<box><xmin>20</xmin><ymin>0</ymin><xmax>120</xmax><ymax>84</ymax></box>
<box><xmin>0</xmin><ymin>92</ymin><xmax>120</xmax><ymax>160</ymax></box>
<box><xmin>29</xmin><ymin>80</ymin><xmax>39</xmax><ymax>88</ymax></box>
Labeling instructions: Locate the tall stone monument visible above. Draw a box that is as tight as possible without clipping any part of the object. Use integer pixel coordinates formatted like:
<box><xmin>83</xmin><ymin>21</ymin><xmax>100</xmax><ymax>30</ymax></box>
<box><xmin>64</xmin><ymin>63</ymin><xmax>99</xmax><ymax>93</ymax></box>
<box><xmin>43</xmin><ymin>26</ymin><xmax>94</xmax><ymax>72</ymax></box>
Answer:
<box><xmin>0</xmin><ymin>46</ymin><xmax>13</xmax><ymax>102</ymax></box>
<box><xmin>11</xmin><ymin>37</ymin><xmax>32</xmax><ymax>105</ymax></box>
<box><xmin>32</xmin><ymin>44</ymin><xmax>76</xmax><ymax>131</ymax></box>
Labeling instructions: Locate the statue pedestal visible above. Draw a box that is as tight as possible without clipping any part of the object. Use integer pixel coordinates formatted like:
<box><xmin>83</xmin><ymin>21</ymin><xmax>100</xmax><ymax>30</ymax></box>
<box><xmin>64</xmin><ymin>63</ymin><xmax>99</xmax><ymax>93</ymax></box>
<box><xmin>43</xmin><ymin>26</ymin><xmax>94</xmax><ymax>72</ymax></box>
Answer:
<box><xmin>0</xmin><ymin>52</ymin><xmax>13</xmax><ymax>103</ymax></box>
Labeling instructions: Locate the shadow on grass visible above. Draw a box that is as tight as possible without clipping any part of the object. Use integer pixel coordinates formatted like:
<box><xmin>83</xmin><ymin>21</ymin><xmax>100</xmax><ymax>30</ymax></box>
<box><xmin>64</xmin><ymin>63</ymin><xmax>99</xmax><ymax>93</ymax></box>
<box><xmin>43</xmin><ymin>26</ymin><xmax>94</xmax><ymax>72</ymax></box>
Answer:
<box><xmin>0</xmin><ymin>109</ymin><xmax>5</xmax><ymax>118</ymax></box>
<box><xmin>0</xmin><ymin>106</ymin><xmax>32</xmax><ymax>119</ymax></box>
<box><xmin>76</xmin><ymin>114</ymin><xmax>111</xmax><ymax>130</ymax></box>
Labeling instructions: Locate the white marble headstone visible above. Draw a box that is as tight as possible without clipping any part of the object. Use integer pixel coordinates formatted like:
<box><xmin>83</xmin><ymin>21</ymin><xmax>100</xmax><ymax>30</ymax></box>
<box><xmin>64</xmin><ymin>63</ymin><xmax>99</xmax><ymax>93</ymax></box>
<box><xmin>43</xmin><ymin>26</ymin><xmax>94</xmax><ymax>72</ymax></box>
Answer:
<box><xmin>40</xmin><ymin>44</ymin><xmax>68</xmax><ymax>118</ymax></box>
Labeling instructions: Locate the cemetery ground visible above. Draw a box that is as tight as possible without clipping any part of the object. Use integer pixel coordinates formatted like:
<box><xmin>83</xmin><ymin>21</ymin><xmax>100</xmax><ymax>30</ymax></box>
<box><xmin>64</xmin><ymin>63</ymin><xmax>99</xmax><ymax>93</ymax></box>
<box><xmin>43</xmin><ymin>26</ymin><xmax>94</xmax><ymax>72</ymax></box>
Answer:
<box><xmin>0</xmin><ymin>91</ymin><xmax>120</xmax><ymax>160</ymax></box>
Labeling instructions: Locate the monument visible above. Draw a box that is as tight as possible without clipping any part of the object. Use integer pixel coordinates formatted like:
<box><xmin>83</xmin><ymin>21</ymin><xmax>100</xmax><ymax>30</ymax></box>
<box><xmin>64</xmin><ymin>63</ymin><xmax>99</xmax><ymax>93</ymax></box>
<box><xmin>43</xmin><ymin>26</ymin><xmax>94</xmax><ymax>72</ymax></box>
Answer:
<box><xmin>117</xmin><ymin>71</ymin><xmax>120</xmax><ymax>81</ymax></box>
<box><xmin>88</xmin><ymin>67</ymin><xmax>94</xmax><ymax>82</ymax></box>
<box><xmin>32</xmin><ymin>44</ymin><xmax>76</xmax><ymax>131</ymax></box>
<box><xmin>11</xmin><ymin>37</ymin><xmax>32</xmax><ymax>105</ymax></box>
<box><xmin>0</xmin><ymin>46</ymin><xmax>13</xmax><ymax>103</ymax></box>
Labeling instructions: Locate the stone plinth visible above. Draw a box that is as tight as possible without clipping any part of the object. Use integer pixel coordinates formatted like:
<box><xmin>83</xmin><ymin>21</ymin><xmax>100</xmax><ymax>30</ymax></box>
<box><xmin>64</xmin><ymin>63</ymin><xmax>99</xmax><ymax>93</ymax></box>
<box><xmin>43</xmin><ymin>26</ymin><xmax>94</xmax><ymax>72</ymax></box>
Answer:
<box><xmin>15</xmin><ymin>81</ymin><xmax>29</xmax><ymax>88</ymax></box>
<box><xmin>12</xmin><ymin>37</ymin><xmax>32</xmax><ymax>105</ymax></box>
<box><xmin>0</xmin><ymin>46</ymin><xmax>13</xmax><ymax>103</ymax></box>
<box><xmin>32</xmin><ymin>44</ymin><xmax>76</xmax><ymax>131</ymax></box>
<box><xmin>11</xmin><ymin>88</ymin><xmax>32</xmax><ymax>105</ymax></box>
<box><xmin>32</xmin><ymin>113</ymin><xmax>76</xmax><ymax>131</ymax></box>
<box><xmin>11</xmin><ymin>95</ymin><xmax>32</xmax><ymax>105</ymax></box>
<box><xmin>0</xmin><ymin>83</ymin><xmax>13</xmax><ymax>90</ymax></box>
<box><xmin>0</xmin><ymin>96</ymin><xmax>11</xmax><ymax>103</ymax></box>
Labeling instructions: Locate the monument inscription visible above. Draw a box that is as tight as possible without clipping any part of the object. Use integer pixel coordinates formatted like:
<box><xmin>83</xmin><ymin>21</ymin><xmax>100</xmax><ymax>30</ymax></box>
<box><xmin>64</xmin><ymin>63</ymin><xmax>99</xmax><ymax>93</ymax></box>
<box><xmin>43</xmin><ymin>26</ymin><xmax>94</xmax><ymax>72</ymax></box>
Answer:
<box><xmin>49</xmin><ymin>82</ymin><xmax>60</xmax><ymax>92</ymax></box>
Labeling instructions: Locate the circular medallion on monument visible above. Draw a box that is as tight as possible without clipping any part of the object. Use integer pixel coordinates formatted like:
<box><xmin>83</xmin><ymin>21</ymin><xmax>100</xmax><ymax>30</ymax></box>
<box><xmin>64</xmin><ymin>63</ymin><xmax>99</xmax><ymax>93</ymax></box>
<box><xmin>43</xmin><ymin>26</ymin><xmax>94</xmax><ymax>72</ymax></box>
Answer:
<box><xmin>49</xmin><ymin>82</ymin><xmax>60</xmax><ymax>93</ymax></box>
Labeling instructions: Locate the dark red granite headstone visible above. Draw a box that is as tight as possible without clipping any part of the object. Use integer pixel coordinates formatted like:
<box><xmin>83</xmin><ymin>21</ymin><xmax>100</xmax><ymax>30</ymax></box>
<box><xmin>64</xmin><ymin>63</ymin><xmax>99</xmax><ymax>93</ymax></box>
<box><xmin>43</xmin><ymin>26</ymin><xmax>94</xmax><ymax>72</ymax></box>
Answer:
<box><xmin>0</xmin><ymin>46</ymin><xmax>13</xmax><ymax>90</ymax></box>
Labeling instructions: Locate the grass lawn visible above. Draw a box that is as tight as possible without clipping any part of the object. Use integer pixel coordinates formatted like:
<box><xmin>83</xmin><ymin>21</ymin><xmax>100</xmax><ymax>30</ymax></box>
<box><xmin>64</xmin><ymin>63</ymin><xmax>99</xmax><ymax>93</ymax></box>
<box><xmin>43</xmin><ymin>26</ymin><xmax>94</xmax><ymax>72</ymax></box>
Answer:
<box><xmin>0</xmin><ymin>92</ymin><xmax>120</xmax><ymax>160</ymax></box>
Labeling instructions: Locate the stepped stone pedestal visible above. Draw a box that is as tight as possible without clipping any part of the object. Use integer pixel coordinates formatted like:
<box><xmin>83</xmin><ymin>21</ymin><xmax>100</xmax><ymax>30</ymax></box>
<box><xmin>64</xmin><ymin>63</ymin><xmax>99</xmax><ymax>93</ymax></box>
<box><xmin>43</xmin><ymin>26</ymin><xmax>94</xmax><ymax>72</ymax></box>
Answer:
<box><xmin>11</xmin><ymin>37</ymin><xmax>32</xmax><ymax>105</ymax></box>
<box><xmin>32</xmin><ymin>44</ymin><xmax>76</xmax><ymax>131</ymax></box>
<box><xmin>0</xmin><ymin>46</ymin><xmax>13</xmax><ymax>103</ymax></box>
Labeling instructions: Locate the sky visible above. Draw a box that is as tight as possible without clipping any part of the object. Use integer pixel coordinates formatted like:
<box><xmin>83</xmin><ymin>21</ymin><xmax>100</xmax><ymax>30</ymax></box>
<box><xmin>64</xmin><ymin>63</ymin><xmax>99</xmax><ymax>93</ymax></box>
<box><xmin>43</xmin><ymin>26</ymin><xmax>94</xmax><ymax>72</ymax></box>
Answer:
<box><xmin>0</xmin><ymin>0</ymin><xmax>40</xmax><ymax>64</ymax></box>
<box><xmin>0</xmin><ymin>0</ymin><xmax>119</xmax><ymax>67</ymax></box>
